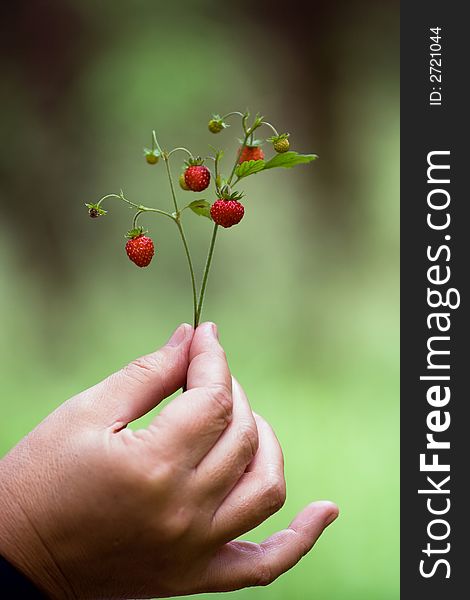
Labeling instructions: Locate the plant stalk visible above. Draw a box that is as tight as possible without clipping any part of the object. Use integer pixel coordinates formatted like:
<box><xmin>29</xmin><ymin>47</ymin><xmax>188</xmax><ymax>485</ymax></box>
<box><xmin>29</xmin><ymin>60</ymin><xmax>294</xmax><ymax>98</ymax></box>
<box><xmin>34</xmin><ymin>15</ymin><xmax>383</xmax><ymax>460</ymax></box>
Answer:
<box><xmin>163</xmin><ymin>156</ymin><xmax>198</xmax><ymax>327</ymax></box>
<box><xmin>195</xmin><ymin>117</ymin><xmax>254</xmax><ymax>325</ymax></box>
<box><xmin>195</xmin><ymin>223</ymin><xmax>219</xmax><ymax>326</ymax></box>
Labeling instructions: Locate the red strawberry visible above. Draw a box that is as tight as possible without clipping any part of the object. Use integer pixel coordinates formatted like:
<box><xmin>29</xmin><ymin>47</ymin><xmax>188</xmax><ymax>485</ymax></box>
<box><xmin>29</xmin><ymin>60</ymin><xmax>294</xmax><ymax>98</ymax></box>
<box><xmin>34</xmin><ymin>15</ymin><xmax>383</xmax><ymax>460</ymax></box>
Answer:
<box><xmin>238</xmin><ymin>145</ymin><xmax>265</xmax><ymax>164</ymax></box>
<box><xmin>184</xmin><ymin>164</ymin><xmax>211</xmax><ymax>192</ymax></box>
<box><xmin>125</xmin><ymin>230</ymin><xmax>155</xmax><ymax>267</ymax></box>
<box><xmin>210</xmin><ymin>199</ymin><xmax>245</xmax><ymax>228</ymax></box>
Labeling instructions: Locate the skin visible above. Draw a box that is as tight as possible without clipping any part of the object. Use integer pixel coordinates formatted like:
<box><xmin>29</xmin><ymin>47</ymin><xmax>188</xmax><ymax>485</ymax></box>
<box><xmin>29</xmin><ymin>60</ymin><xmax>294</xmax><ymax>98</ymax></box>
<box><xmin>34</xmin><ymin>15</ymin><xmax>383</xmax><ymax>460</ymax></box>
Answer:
<box><xmin>0</xmin><ymin>322</ymin><xmax>338</xmax><ymax>599</ymax></box>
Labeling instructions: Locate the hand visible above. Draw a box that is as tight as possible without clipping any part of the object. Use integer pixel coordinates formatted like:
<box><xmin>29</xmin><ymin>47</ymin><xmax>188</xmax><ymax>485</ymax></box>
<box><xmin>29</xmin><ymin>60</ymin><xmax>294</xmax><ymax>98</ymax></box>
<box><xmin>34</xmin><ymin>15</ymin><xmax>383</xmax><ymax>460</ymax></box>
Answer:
<box><xmin>0</xmin><ymin>322</ymin><xmax>338</xmax><ymax>599</ymax></box>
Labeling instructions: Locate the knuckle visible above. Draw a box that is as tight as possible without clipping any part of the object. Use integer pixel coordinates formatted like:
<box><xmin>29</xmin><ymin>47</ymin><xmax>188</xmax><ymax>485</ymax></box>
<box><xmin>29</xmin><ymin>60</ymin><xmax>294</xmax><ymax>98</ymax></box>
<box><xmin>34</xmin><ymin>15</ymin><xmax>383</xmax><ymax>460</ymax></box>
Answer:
<box><xmin>146</xmin><ymin>460</ymin><xmax>174</xmax><ymax>489</ymax></box>
<box><xmin>123</xmin><ymin>353</ymin><xmax>164</xmax><ymax>384</ymax></box>
<box><xmin>263</xmin><ymin>476</ymin><xmax>287</xmax><ymax>514</ymax></box>
<box><xmin>124</xmin><ymin>357</ymin><xmax>153</xmax><ymax>382</ymax></box>
<box><xmin>162</xmin><ymin>508</ymin><xmax>193</xmax><ymax>541</ymax></box>
<box><xmin>252</xmin><ymin>550</ymin><xmax>274</xmax><ymax>587</ymax></box>
<box><xmin>297</xmin><ymin>531</ymin><xmax>312</xmax><ymax>557</ymax></box>
<box><xmin>121</xmin><ymin>452</ymin><xmax>173</xmax><ymax>493</ymax></box>
<box><xmin>208</xmin><ymin>383</ymin><xmax>233</xmax><ymax>422</ymax></box>
<box><xmin>238</xmin><ymin>422</ymin><xmax>259</xmax><ymax>460</ymax></box>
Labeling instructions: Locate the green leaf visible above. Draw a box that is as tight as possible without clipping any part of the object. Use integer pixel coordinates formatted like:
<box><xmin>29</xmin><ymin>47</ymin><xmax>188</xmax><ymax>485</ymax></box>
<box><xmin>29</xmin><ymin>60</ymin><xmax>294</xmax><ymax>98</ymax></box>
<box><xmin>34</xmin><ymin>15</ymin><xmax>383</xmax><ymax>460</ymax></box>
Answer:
<box><xmin>188</xmin><ymin>200</ymin><xmax>211</xmax><ymax>219</ymax></box>
<box><xmin>263</xmin><ymin>151</ymin><xmax>318</xmax><ymax>170</ymax></box>
<box><xmin>235</xmin><ymin>159</ymin><xmax>266</xmax><ymax>179</ymax></box>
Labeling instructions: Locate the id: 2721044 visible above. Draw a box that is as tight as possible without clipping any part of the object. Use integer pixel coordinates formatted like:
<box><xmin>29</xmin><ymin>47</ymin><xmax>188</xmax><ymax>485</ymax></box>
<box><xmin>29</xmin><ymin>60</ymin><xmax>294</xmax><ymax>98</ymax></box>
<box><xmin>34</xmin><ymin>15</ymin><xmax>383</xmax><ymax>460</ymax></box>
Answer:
<box><xmin>429</xmin><ymin>27</ymin><xmax>443</xmax><ymax>107</ymax></box>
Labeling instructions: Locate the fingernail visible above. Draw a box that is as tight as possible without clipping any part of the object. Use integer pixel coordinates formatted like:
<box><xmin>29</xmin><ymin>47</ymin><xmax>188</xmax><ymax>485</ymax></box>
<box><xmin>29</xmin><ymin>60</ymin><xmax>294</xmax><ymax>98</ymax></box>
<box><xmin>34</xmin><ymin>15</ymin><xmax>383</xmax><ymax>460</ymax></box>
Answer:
<box><xmin>198</xmin><ymin>321</ymin><xmax>219</xmax><ymax>339</ymax></box>
<box><xmin>167</xmin><ymin>324</ymin><xmax>189</xmax><ymax>347</ymax></box>
<box><xmin>324</xmin><ymin>510</ymin><xmax>339</xmax><ymax>527</ymax></box>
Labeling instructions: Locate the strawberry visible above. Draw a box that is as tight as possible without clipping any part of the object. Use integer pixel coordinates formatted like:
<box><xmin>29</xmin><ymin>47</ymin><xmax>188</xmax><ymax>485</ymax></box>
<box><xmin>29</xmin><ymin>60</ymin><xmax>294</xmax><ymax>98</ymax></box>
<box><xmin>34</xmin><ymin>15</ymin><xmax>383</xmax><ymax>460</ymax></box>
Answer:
<box><xmin>208</xmin><ymin>116</ymin><xmax>226</xmax><ymax>133</ymax></box>
<box><xmin>179</xmin><ymin>173</ymin><xmax>190</xmax><ymax>190</ymax></box>
<box><xmin>268</xmin><ymin>133</ymin><xmax>290</xmax><ymax>153</ymax></box>
<box><xmin>184</xmin><ymin>158</ymin><xmax>211</xmax><ymax>192</ymax></box>
<box><xmin>125</xmin><ymin>229</ymin><xmax>155</xmax><ymax>267</ymax></box>
<box><xmin>144</xmin><ymin>148</ymin><xmax>159</xmax><ymax>164</ymax></box>
<box><xmin>210</xmin><ymin>193</ymin><xmax>245</xmax><ymax>228</ymax></box>
<box><xmin>238</xmin><ymin>144</ymin><xmax>265</xmax><ymax>164</ymax></box>
<box><xmin>85</xmin><ymin>203</ymin><xmax>107</xmax><ymax>218</ymax></box>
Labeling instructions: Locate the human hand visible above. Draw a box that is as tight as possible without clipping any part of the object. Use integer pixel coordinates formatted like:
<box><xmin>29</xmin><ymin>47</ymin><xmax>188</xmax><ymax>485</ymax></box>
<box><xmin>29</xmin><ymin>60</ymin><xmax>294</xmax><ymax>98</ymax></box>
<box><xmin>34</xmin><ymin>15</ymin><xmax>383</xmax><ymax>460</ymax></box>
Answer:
<box><xmin>0</xmin><ymin>322</ymin><xmax>338</xmax><ymax>599</ymax></box>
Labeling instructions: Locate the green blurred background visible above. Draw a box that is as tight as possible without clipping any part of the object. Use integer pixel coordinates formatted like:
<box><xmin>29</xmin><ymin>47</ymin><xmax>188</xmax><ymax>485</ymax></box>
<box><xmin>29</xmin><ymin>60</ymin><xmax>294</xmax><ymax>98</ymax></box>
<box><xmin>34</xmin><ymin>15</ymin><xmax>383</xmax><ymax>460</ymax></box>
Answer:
<box><xmin>0</xmin><ymin>1</ymin><xmax>399</xmax><ymax>598</ymax></box>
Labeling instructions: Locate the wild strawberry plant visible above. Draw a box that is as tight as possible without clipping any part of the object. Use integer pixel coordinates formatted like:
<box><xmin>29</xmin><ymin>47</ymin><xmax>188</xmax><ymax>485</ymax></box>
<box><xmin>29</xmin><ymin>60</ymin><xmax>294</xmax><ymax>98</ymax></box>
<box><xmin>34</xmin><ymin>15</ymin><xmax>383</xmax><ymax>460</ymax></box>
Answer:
<box><xmin>86</xmin><ymin>111</ymin><xmax>317</xmax><ymax>327</ymax></box>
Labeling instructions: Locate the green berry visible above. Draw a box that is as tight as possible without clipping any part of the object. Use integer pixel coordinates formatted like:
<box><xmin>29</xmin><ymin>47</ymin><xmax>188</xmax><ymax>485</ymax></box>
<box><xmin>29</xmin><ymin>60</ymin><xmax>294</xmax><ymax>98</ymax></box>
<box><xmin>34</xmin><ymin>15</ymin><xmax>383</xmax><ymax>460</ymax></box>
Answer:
<box><xmin>268</xmin><ymin>133</ymin><xmax>290</xmax><ymax>153</ymax></box>
<box><xmin>274</xmin><ymin>138</ymin><xmax>290</xmax><ymax>153</ymax></box>
<box><xmin>208</xmin><ymin>114</ymin><xmax>228</xmax><ymax>133</ymax></box>
<box><xmin>144</xmin><ymin>149</ymin><xmax>159</xmax><ymax>164</ymax></box>
<box><xmin>208</xmin><ymin>119</ymin><xmax>223</xmax><ymax>133</ymax></box>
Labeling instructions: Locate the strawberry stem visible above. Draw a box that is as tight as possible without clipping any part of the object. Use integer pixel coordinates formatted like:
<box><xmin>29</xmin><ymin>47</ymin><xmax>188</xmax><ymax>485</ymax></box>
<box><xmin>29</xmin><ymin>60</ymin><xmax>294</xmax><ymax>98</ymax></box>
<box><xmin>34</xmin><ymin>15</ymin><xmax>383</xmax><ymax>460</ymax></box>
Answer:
<box><xmin>195</xmin><ymin>121</ymin><xmax>252</xmax><ymax>325</ymax></box>
<box><xmin>133</xmin><ymin>210</ymin><xmax>144</xmax><ymax>229</ymax></box>
<box><xmin>152</xmin><ymin>130</ymin><xmax>163</xmax><ymax>155</ymax></box>
<box><xmin>168</xmin><ymin>147</ymin><xmax>194</xmax><ymax>159</ymax></box>
<box><xmin>163</xmin><ymin>156</ymin><xmax>180</xmax><ymax>215</ymax></box>
<box><xmin>227</xmin><ymin>127</ymin><xmax>251</xmax><ymax>185</ymax></box>
<box><xmin>210</xmin><ymin>152</ymin><xmax>223</xmax><ymax>195</ymax></box>
<box><xmin>242</xmin><ymin>112</ymin><xmax>250</xmax><ymax>135</ymax></box>
<box><xmin>97</xmin><ymin>192</ymin><xmax>174</xmax><ymax>221</ymax></box>
<box><xmin>195</xmin><ymin>223</ymin><xmax>218</xmax><ymax>327</ymax></box>
<box><xmin>162</xmin><ymin>151</ymin><xmax>198</xmax><ymax>327</ymax></box>
<box><xmin>261</xmin><ymin>121</ymin><xmax>279</xmax><ymax>137</ymax></box>
<box><xmin>222</xmin><ymin>111</ymin><xmax>244</xmax><ymax>121</ymax></box>
<box><xmin>175</xmin><ymin>218</ymin><xmax>198</xmax><ymax>327</ymax></box>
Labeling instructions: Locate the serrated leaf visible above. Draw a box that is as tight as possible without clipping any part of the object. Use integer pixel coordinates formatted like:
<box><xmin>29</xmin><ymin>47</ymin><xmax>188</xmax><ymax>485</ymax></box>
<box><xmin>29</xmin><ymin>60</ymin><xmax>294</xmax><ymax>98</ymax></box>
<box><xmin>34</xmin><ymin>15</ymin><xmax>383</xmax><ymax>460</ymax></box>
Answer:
<box><xmin>235</xmin><ymin>159</ymin><xmax>266</xmax><ymax>179</ymax></box>
<box><xmin>263</xmin><ymin>151</ymin><xmax>318</xmax><ymax>170</ymax></box>
<box><xmin>188</xmin><ymin>200</ymin><xmax>211</xmax><ymax>219</ymax></box>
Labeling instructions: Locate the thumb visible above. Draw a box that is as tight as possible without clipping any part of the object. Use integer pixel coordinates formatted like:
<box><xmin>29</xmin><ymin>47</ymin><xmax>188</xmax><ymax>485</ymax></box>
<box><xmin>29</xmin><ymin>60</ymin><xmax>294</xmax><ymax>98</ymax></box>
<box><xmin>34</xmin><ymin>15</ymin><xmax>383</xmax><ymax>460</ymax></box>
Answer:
<box><xmin>80</xmin><ymin>323</ymin><xmax>193</xmax><ymax>426</ymax></box>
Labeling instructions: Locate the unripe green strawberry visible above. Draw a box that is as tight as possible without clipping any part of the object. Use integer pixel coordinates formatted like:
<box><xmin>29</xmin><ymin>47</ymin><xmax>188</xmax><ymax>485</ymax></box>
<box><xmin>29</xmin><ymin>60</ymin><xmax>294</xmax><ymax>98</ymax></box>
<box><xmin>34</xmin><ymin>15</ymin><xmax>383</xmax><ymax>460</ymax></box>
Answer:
<box><xmin>208</xmin><ymin>119</ymin><xmax>224</xmax><ymax>133</ymax></box>
<box><xmin>274</xmin><ymin>138</ymin><xmax>289</xmax><ymax>153</ymax></box>
<box><xmin>268</xmin><ymin>133</ymin><xmax>290</xmax><ymax>153</ymax></box>
<box><xmin>144</xmin><ymin>149</ymin><xmax>159</xmax><ymax>164</ymax></box>
<box><xmin>125</xmin><ymin>229</ymin><xmax>155</xmax><ymax>267</ymax></box>
<box><xmin>208</xmin><ymin>114</ymin><xmax>228</xmax><ymax>133</ymax></box>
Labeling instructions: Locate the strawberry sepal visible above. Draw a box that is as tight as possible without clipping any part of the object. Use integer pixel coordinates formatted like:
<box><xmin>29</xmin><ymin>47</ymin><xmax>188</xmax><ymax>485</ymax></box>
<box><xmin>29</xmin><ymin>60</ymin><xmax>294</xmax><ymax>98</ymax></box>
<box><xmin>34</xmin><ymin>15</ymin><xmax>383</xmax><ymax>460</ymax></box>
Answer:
<box><xmin>125</xmin><ymin>227</ymin><xmax>147</xmax><ymax>239</ymax></box>
<box><xmin>86</xmin><ymin>203</ymin><xmax>107</xmax><ymax>218</ymax></box>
